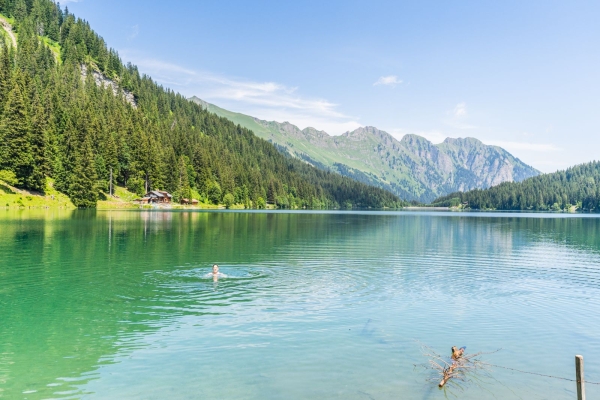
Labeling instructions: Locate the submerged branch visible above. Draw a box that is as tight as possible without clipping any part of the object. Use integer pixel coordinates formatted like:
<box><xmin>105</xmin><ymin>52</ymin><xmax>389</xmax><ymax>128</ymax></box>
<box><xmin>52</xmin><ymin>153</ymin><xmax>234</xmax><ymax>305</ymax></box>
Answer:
<box><xmin>416</xmin><ymin>342</ymin><xmax>501</xmax><ymax>389</ymax></box>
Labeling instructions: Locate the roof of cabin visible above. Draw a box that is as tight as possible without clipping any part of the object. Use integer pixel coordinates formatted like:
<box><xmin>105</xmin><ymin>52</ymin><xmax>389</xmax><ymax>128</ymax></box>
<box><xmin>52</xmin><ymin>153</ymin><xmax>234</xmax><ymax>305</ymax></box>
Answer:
<box><xmin>146</xmin><ymin>190</ymin><xmax>172</xmax><ymax>198</ymax></box>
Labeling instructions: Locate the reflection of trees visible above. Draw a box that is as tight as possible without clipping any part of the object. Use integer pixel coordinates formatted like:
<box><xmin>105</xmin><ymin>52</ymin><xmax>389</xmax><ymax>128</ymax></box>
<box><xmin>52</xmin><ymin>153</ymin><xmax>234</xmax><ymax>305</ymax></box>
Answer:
<box><xmin>0</xmin><ymin>210</ymin><xmax>194</xmax><ymax>397</ymax></box>
<box><xmin>508</xmin><ymin>216</ymin><xmax>600</xmax><ymax>254</ymax></box>
<box><xmin>380</xmin><ymin>215</ymin><xmax>600</xmax><ymax>295</ymax></box>
<box><xmin>385</xmin><ymin>214</ymin><xmax>600</xmax><ymax>258</ymax></box>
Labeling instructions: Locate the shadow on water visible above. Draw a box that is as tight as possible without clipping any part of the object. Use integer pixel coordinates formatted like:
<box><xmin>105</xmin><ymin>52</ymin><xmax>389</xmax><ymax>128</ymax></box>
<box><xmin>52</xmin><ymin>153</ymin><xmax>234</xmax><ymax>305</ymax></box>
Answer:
<box><xmin>360</xmin><ymin>318</ymin><xmax>390</xmax><ymax>345</ymax></box>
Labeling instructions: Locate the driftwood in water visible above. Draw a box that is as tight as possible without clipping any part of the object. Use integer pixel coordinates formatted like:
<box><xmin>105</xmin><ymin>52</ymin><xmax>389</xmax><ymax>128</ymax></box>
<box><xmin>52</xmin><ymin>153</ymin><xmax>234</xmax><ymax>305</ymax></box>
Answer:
<box><xmin>437</xmin><ymin>346</ymin><xmax>467</xmax><ymax>387</ymax></box>
<box><xmin>439</xmin><ymin>362</ymin><xmax>458</xmax><ymax>387</ymax></box>
<box><xmin>417</xmin><ymin>343</ymin><xmax>497</xmax><ymax>389</ymax></box>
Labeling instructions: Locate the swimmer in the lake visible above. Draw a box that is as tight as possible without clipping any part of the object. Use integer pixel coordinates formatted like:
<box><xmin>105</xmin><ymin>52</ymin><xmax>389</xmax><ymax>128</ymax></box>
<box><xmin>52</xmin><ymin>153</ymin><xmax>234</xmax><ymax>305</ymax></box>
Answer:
<box><xmin>209</xmin><ymin>264</ymin><xmax>226</xmax><ymax>281</ymax></box>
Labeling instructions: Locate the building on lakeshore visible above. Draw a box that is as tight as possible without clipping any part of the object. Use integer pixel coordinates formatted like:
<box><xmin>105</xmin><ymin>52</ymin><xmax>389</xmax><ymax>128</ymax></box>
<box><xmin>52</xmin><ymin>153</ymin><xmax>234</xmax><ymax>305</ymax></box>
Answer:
<box><xmin>134</xmin><ymin>191</ymin><xmax>173</xmax><ymax>204</ymax></box>
<box><xmin>180</xmin><ymin>198</ymin><xmax>199</xmax><ymax>205</ymax></box>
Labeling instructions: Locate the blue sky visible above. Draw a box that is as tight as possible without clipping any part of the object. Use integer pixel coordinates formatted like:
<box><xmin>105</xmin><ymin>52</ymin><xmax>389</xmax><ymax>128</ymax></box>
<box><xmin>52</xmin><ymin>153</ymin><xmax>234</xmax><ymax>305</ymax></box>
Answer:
<box><xmin>63</xmin><ymin>0</ymin><xmax>599</xmax><ymax>172</ymax></box>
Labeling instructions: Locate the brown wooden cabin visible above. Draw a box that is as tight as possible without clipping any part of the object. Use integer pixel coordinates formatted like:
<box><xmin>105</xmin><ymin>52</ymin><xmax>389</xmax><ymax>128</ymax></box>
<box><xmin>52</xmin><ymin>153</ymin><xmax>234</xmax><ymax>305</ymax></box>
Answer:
<box><xmin>180</xmin><ymin>198</ymin><xmax>199</xmax><ymax>205</ymax></box>
<box><xmin>142</xmin><ymin>190</ymin><xmax>173</xmax><ymax>203</ymax></box>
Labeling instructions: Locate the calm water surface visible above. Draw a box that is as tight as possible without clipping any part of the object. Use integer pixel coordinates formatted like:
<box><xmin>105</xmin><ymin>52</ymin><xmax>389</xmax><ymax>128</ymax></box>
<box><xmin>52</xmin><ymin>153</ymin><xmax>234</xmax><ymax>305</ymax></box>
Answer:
<box><xmin>1</xmin><ymin>210</ymin><xmax>600</xmax><ymax>399</ymax></box>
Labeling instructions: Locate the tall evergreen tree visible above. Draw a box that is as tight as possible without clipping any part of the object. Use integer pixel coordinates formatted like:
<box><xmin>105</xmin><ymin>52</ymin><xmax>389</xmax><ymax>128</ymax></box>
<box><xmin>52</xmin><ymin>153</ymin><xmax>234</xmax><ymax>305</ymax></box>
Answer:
<box><xmin>68</xmin><ymin>134</ymin><xmax>98</xmax><ymax>207</ymax></box>
<box><xmin>53</xmin><ymin>117</ymin><xmax>77</xmax><ymax>193</ymax></box>
<box><xmin>0</xmin><ymin>77</ymin><xmax>33</xmax><ymax>188</ymax></box>
<box><xmin>13</xmin><ymin>0</ymin><xmax>27</xmax><ymax>20</ymax></box>
<box><xmin>174</xmin><ymin>155</ymin><xmax>191</xmax><ymax>202</ymax></box>
<box><xmin>29</xmin><ymin>88</ymin><xmax>47</xmax><ymax>191</ymax></box>
<box><xmin>0</xmin><ymin>45</ymin><xmax>13</xmax><ymax>106</ymax></box>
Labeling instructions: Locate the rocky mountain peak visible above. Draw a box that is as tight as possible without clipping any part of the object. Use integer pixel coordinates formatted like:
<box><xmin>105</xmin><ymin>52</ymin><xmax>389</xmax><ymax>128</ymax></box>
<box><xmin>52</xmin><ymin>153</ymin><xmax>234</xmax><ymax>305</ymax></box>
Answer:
<box><xmin>443</xmin><ymin>137</ymin><xmax>485</xmax><ymax>148</ymax></box>
<box><xmin>302</xmin><ymin>127</ymin><xmax>330</xmax><ymax>139</ymax></box>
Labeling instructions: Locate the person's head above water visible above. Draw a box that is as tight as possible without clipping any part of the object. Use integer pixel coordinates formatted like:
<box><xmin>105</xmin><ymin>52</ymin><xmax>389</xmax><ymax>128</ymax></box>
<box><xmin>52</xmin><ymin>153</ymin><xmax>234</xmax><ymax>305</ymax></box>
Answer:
<box><xmin>212</xmin><ymin>264</ymin><xmax>219</xmax><ymax>275</ymax></box>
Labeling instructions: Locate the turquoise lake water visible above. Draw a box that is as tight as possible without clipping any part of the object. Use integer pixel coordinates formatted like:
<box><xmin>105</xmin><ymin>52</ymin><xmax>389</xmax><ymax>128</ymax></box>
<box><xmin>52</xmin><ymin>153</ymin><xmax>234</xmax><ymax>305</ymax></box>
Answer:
<box><xmin>1</xmin><ymin>210</ymin><xmax>600</xmax><ymax>399</ymax></box>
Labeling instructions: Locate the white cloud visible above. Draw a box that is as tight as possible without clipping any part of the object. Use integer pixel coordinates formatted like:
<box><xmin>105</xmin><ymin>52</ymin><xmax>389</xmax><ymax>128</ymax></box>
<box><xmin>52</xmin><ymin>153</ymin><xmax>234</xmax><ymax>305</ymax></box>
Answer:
<box><xmin>485</xmin><ymin>140</ymin><xmax>563</xmax><ymax>172</ymax></box>
<box><xmin>131</xmin><ymin>58</ymin><xmax>196</xmax><ymax>76</ymax></box>
<box><xmin>373</xmin><ymin>75</ymin><xmax>402</xmax><ymax>87</ymax></box>
<box><xmin>128</xmin><ymin>25</ymin><xmax>139</xmax><ymax>41</ymax></box>
<box><xmin>123</xmin><ymin>53</ymin><xmax>360</xmax><ymax>135</ymax></box>
<box><xmin>443</xmin><ymin>102</ymin><xmax>477</xmax><ymax>129</ymax></box>
<box><xmin>485</xmin><ymin>140</ymin><xmax>561</xmax><ymax>152</ymax></box>
<box><xmin>453</xmin><ymin>102</ymin><xmax>467</xmax><ymax>118</ymax></box>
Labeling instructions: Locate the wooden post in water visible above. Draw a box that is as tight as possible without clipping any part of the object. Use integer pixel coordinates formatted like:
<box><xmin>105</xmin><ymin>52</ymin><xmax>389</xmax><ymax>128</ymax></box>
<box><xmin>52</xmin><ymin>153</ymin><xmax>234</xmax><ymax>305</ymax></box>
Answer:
<box><xmin>576</xmin><ymin>355</ymin><xmax>585</xmax><ymax>400</ymax></box>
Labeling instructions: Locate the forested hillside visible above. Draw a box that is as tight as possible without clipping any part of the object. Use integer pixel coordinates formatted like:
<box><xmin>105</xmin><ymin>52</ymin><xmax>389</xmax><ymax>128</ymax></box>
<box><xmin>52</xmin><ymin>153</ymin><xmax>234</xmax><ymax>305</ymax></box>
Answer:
<box><xmin>0</xmin><ymin>0</ymin><xmax>403</xmax><ymax>209</ymax></box>
<box><xmin>432</xmin><ymin>161</ymin><xmax>600</xmax><ymax>211</ymax></box>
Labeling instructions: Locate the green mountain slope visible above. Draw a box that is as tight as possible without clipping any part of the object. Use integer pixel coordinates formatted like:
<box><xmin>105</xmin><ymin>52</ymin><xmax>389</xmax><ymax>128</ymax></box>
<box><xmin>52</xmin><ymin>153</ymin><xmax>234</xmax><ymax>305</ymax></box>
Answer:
<box><xmin>191</xmin><ymin>97</ymin><xmax>540</xmax><ymax>203</ymax></box>
<box><xmin>0</xmin><ymin>1</ymin><xmax>402</xmax><ymax>209</ymax></box>
<box><xmin>432</xmin><ymin>161</ymin><xmax>600</xmax><ymax>211</ymax></box>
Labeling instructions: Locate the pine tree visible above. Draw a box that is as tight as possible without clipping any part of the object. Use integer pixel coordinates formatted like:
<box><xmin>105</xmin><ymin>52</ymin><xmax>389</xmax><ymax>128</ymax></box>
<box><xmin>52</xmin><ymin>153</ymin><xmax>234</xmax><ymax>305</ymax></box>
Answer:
<box><xmin>13</xmin><ymin>0</ymin><xmax>27</xmax><ymax>20</ymax></box>
<box><xmin>29</xmin><ymin>88</ymin><xmax>47</xmax><ymax>191</ymax></box>
<box><xmin>174</xmin><ymin>155</ymin><xmax>190</xmax><ymax>202</ymax></box>
<box><xmin>0</xmin><ymin>45</ymin><xmax>13</xmax><ymax>107</ymax></box>
<box><xmin>0</xmin><ymin>78</ymin><xmax>34</xmax><ymax>188</ymax></box>
<box><xmin>104</xmin><ymin>131</ymin><xmax>119</xmax><ymax>190</ymax></box>
<box><xmin>54</xmin><ymin>117</ymin><xmax>77</xmax><ymax>193</ymax></box>
<box><xmin>68</xmin><ymin>134</ymin><xmax>98</xmax><ymax>207</ymax></box>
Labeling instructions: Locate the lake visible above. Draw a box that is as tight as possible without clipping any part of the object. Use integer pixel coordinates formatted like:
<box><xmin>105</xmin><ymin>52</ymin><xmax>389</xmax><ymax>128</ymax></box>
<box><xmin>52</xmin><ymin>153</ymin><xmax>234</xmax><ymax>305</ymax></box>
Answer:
<box><xmin>1</xmin><ymin>210</ymin><xmax>600</xmax><ymax>399</ymax></box>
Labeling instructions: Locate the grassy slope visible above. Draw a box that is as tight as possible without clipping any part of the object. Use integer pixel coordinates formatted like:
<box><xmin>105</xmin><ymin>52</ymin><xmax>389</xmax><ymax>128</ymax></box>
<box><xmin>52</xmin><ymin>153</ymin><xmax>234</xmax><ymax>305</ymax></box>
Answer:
<box><xmin>193</xmin><ymin>98</ymin><xmax>272</xmax><ymax>137</ymax></box>
<box><xmin>40</xmin><ymin>36</ymin><xmax>61</xmax><ymax>62</ymax></box>
<box><xmin>0</xmin><ymin>13</ymin><xmax>14</xmax><ymax>24</ymax></box>
<box><xmin>0</xmin><ymin>178</ymin><xmax>242</xmax><ymax>210</ymax></box>
<box><xmin>0</xmin><ymin>178</ymin><xmax>74</xmax><ymax>209</ymax></box>
<box><xmin>97</xmin><ymin>186</ymin><xmax>141</xmax><ymax>209</ymax></box>
<box><xmin>98</xmin><ymin>187</ymin><xmax>224</xmax><ymax>209</ymax></box>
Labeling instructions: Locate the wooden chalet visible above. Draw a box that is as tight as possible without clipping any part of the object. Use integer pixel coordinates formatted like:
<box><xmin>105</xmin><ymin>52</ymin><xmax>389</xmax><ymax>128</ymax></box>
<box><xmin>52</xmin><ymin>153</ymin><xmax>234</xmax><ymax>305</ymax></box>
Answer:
<box><xmin>148</xmin><ymin>190</ymin><xmax>172</xmax><ymax>203</ymax></box>
<box><xmin>134</xmin><ymin>190</ymin><xmax>173</xmax><ymax>204</ymax></box>
<box><xmin>180</xmin><ymin>198</ymin><xmax>199</xmax><ymax>205</ymax></box>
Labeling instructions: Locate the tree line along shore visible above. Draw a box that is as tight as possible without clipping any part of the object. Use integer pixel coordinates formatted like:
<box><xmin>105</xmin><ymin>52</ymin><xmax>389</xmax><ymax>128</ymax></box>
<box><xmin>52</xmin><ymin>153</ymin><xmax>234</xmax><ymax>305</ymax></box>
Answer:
<box><xmin>430</xmin><ymin>161</ymin><xmax>600</xmax><ymax>212</ymax></box>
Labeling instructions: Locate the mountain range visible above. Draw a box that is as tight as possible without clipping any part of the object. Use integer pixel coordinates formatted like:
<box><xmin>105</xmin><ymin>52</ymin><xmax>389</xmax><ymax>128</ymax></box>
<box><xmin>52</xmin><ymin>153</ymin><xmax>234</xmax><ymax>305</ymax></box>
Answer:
<box><xmin>190</xmin><ymin>97</ymin><xmax>540</xmax><ymax>202</ymax></box>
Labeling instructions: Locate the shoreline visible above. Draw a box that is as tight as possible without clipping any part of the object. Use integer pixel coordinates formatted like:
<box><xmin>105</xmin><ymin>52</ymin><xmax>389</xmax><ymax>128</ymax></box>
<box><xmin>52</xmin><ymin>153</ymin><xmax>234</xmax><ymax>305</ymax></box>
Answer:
<box><xmin>403</xmin><ymin>206</ymin><xmax>450</xmax><ymax>211</ymax></box>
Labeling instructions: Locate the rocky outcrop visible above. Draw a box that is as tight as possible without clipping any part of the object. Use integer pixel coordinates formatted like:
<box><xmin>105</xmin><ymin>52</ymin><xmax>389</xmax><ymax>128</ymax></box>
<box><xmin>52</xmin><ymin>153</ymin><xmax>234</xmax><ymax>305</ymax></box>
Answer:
<box><xmin>81</xmin><ymin>64</ymin><xmax>137</xmax><ymax>108</ymax></box>
<box><xmin>0</xmin><ymin>16</ymin><xmax>17</xmax><ymax>48</ymax></box>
